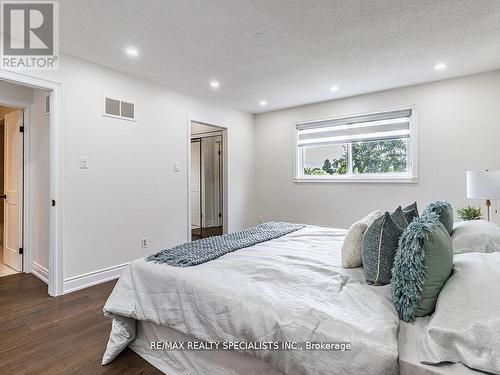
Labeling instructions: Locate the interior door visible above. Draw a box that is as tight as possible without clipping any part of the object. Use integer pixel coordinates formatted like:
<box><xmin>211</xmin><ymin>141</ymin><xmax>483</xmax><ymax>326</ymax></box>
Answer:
<box><xmin>213</xmin><ymin>137</ymin><xmax>222</xmax><ymax>227</ymax></box>
<box><xmin>3</xmin><ymin>110</ymin><xmax>23</xmax><ymax>271</ymax></box>
<box><xmin>191</xmin><ymin>140</ymin><xmax>201</xmax><ymax>228</ymax></box>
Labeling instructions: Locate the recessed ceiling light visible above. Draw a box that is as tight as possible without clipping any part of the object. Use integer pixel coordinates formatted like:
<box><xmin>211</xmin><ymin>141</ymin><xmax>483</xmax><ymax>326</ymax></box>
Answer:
<box><xmin>125</xmin><ymin>47</ymin><xmax>139</xmax><ymax>57</ymax></box>
<box><xmin>434</xmin><ymin>62</ymin><xmax>447</xmax><ymax>71</ymax></box>
<box><xmin>259</xmin><ymin>100</ymin><xmax>267</xmax><ymax>106</ymax></box>
<box><xmin>210</xmin><ymin>80</ymin><xmax>220</xmax><ymax>89</ymax></box>
<box><xmin>330</xmin><ymin>85</ymin><xmax>339</xmax><ymax>92</ymax></box>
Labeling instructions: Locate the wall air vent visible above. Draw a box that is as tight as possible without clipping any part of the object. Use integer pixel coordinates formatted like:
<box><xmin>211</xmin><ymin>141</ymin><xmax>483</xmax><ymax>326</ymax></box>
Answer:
<box><xmin>103</xmin><ymin>96</ymin><xmax>135</xmax><ymax>121</ymax></box>
<box><xmin>120</xmin><ymin>101</ymin><xmax>135</xmax><ymax>120</ymax></box>
<box><xmin>105</xmin><ymin>97</ymin><xmax>120</xmax><ymax>116</ymax></box>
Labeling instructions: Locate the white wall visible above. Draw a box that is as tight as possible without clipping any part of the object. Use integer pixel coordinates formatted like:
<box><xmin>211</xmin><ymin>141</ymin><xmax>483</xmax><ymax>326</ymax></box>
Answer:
<box><xmin>21</xmin><ymin>54</ymin><xmax>500</xmax><ymax>285</ymax></box>
<box><xmin>0</xmin><ymin>80</ymin><xmax>33</xmax><ymax>105</ymax></box>
<box><xmin>255</xmin><ymin>70</ymin><xmax>500</xmax><ymax>228</ymax></box>
<box><xmin>31</xmin><ymin>89</ymin><xmax>51</xmax><ymax>270</ymax></box>
<box><xmin>27</xmin><ymin>54</ymin><xmax>255</xmax><ymax>280</ymax></box>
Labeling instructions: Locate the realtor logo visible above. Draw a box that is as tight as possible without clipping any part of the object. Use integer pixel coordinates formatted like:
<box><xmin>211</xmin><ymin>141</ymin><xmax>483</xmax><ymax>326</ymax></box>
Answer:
<box><xmin>1</xmin><ymin>0</ymin><xmax>59</xmax><ymax>70</ymax></box>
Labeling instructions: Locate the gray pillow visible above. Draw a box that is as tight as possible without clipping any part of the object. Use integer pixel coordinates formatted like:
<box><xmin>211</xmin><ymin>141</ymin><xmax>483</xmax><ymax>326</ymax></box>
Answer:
<box><xmin>362</xmin><ymin>212</ymin><xmax>404</xmax><ymax>286</ymax></box>
<box><xmin>391</xmin><ymin>206</ymin><xmax>409</xmax><ymax>229</ymax></box>
<box><xmin>403</xmin><ymin>201</ymin><xmax>419</xmax><ymax>223</ymax></box>
<box><xmin>452</xmin><ymin>220</ymin><xmax>500</xmax><ymax>254</ymax></box>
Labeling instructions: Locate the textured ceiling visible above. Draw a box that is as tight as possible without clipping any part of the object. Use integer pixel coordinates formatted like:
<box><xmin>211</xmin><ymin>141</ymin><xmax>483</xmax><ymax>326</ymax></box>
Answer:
<box><xmin>59</xmin><ymin>0</ymin><xmax>500</xmax><ymax>113</ymax></box>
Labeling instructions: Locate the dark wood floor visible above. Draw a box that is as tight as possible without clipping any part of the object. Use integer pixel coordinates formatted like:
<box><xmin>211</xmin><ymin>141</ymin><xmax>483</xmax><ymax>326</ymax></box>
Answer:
<box><xmin>0</xmin><ymin>273</ymin><xmax>163</xmax><ymax>375</ymax></box>
<box><xmin>192</xmin><ymin>226</ymin><xmax>223</xmax><ymax>240</ymax></box>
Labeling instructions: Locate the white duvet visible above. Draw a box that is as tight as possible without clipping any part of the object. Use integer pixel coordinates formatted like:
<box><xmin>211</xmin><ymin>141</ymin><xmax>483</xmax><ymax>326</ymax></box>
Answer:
<box><xmin>102</xmin><ymin>225</ymin><xmax>399</xmax><ymax>375</ymax></box>
<box><xmin>419</xmin><ymin>252</ymin><xmax>500</xmax><ymax>374</ymax></box>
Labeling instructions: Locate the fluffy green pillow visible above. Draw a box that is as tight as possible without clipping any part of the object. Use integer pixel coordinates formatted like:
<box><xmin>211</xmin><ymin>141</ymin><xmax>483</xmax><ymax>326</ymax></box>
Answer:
<box><xmin>391</xmin><ymin>212</ymin><xmax>453</xmax><ymax>322</ymax></box>
<box><xmin>422</xmin><ymin>201</ymin><xmax>453</xmax><ymax>235</ymax></box>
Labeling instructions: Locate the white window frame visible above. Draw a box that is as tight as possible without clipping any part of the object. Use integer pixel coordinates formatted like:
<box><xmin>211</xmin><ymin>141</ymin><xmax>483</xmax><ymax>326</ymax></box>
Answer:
<box><xmin>293</xmin><ymin>106</ymin><xmax>418</xmax><ymax>183</ymax></box>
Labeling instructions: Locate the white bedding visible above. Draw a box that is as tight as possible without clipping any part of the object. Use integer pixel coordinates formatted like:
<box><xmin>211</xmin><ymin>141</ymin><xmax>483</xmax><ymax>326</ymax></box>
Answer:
<box><xmin>102</xmin><ymin>225</ymin><xmax>400</xmax><ymax>374</ymax></box>
<box><xmin>452</xmin><ymin>220</ymin><xmax>500</xmax><ymax>254</ymax></box>
<box><xmin>130</xmin><ymin>321</ymin><xmax>283</xmax><ymax>375</ymax></box>
<box><xmin>399</xmin><ymin>317</ymin><xmax>485</xmax><ymax>375</ymax></box>
<box><xmin>418</xmin><ymin>252</ymin><xmax>500</xmax><ymax>374</ymax></box>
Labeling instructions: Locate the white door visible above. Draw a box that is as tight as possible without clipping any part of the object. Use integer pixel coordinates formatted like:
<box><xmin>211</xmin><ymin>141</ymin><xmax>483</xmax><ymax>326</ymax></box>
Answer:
<box><xmin>3</xmin><ymin>110</ymin><xmax>23</xmax><ymax>271</ymax></box>
<box><xmin>191</xmin><ymin>141</ymin><xmax>201</xmax><ymax>228</ymax></box>
<box><xmin>213</xmin><ymin>137</ymin><xmax>222</xmax><ymax>227</ymax></box>
<box><xmin>202</xmin><ymin>137</ymin><xmax>214</xmax><ymax>227</ymax></box>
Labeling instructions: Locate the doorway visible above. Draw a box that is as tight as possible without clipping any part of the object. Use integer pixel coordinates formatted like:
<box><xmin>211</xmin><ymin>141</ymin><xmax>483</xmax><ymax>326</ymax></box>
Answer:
<box><xmin>0</xmin><ymin>72</ymin><xmax>63</xmax><ymax>296</ymax></box>
<box><xmin>0</xmin><ymin>106</ymin><xmax>23</xmax><ymax>277</ymax></box>
<box><xmin>190</xmin><ymin>122</ymin><xmax>224</xmax><ymax>240</ymax></box>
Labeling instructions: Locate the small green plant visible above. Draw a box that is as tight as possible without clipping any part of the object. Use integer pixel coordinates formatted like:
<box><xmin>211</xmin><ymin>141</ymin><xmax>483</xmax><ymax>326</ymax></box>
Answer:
<box><xmin>457</xmin><ymin>206</ymin><xmax>483</xmax><ymax>221</ymax></box>
<box><xmin>303</xmin><ymin>167</ymin><xmax>328</xmax><ymax>175</ymax></box>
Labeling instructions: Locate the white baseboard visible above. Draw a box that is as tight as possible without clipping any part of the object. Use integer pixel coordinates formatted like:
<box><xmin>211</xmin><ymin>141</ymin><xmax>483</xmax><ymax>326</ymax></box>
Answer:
<box><xmin>63</xmin><ymin>262</ymin><xmax>129</xmax><ymax>294</ymax></box>
<box><xmin>32</xmin><ymin>262</ymin><xmax>49</xmax><ymax>284</ymax></box>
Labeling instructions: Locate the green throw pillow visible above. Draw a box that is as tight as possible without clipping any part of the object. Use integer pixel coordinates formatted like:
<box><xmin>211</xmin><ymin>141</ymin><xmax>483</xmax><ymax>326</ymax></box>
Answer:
<box><xmin>391</xmin><ymin>212</ymin><xmax>453</xmax><ymax>322</ymax></box>
<box><xmin>422</xmin><ymin>201</ymin><xmax>453</xmax><ymax>235</ymax></box>
<box><xmin>362</xmin><ymin>212</ymin><xmax>404</xmax><ymax>286</ymax></box>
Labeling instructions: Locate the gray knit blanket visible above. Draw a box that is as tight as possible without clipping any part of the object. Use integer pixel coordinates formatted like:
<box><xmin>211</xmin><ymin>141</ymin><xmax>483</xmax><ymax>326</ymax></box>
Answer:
<box><xmin>146</xmin><ymin>222</ymin><xmax>305</xmax><ymax>267</ymax></box>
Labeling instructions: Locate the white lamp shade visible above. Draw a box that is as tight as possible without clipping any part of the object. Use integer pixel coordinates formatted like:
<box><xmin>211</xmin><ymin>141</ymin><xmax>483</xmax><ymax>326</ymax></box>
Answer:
<box><xmin>467</xmin><ymin>170</ymin><xmax>500</xmax><ymax>200</ymax></box>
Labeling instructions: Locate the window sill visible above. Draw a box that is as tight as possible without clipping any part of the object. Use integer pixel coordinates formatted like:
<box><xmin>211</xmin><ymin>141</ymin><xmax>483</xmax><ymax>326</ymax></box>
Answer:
<box><xmin>293</xmin><ymin>176</ymin><xmax>418</xmax><ymax>184</ymax></box>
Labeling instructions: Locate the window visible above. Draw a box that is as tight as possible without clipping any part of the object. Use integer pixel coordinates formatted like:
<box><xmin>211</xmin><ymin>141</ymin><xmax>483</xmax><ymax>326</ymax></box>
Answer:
<box><xmin>295</xmin><ymin>108</ymin><xmax>416</xmax><ymax>182</ymax></box>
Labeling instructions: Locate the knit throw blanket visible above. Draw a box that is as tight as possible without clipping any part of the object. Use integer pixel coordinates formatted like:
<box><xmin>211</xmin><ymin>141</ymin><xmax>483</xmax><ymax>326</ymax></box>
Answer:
<box><xmin>146</xmin><ymin>222</ymin><xmax>305</xmax><ymax>267</ymax></box>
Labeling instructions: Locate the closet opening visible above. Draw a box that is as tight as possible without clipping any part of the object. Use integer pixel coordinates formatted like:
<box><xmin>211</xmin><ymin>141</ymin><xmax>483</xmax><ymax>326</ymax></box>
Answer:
<box><xmin>189</xmin><ymin>121</ymin><xmax>226</xmax><ymax>240</ymax></box>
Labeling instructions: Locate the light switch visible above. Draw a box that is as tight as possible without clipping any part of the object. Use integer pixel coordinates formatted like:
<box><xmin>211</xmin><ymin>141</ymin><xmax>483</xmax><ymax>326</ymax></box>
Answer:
<box><xmin>80</xmin><ymin>156</ymin><xmax>88</xmax><ymax>169</ymax></box>
<box><xmin>174</xmin><ymin>161</ymin><xmax>181</xmax><ymax>172</ymax></box>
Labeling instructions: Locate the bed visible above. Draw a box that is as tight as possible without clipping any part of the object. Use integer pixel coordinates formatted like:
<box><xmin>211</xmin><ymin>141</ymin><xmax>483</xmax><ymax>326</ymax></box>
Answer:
<box><xmin>102</xmin><ymin>223</ymin><xmax>499</xmax><ymax>375</ymax></box>
<box><xmin>102</xmin><ymin>225</ymin><xmax>400</xmax><ymax>374</ymax></box>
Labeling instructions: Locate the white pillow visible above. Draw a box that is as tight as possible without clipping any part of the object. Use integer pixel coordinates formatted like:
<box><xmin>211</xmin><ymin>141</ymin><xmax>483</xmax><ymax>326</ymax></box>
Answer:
<box><xmin>418</xmin><ymin>252</ymin><xmax>500</xmax><ymax>373</ymax></box>
<box><xmin>341</xmin><ymin>210</ymin><xmax>383</xmax><ymax>268</ymax></box>
<box><xmin>452</xmin><ymin>220</ymin><xmax>500</xmax><ymax>254</ymax></box>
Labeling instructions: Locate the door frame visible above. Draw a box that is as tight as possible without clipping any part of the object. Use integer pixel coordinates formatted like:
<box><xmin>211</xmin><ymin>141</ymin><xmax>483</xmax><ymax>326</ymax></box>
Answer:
<box><xmin>186</xmin><ymin>117</ymin><xmax>228</xmax><ymax>241</ymax></box>
<box><xmin>0</xmin><ymin>70</ymin><xmax>64</xmax><ymax>297</ymax></box>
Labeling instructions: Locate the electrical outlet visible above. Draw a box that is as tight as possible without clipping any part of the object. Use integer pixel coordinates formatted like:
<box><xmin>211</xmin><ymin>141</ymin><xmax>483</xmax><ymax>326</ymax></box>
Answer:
<box><xmin>141</xmin><ymin>237</ymin><xmax>149</xmax><ymax>249</ymax></box>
